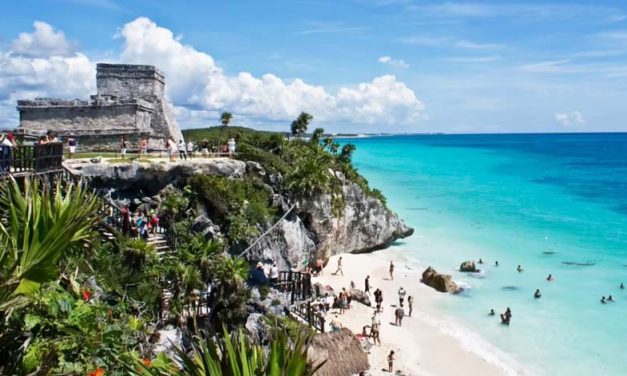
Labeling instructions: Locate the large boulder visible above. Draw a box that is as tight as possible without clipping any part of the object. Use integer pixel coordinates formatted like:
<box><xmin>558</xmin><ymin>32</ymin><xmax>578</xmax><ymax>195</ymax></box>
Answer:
<box><xmin>460</xmin><ymin>260</ymin><xmax>478</xmax><ymax>272</ymax></box>
<box><xmin>350</xmin><ymin>288</ymin><xmax>371</xmax><ymax>306</ymax></box>
<box><xmin>421</xmin><ymin>266</ymin><xmax>458</xmax><ymax>293</ymax></box>
<box><xmin>191</xmin><ymin>215</ymin><xmax>221</xmax><ymax>240</ymax></box>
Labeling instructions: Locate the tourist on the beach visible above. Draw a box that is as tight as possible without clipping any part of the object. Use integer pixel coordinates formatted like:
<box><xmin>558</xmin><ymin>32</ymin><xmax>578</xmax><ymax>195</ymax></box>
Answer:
<box><xmin>495</xmin><ymin>261</ymin><xmax>499</xmax><ymax>267</ymax></box>
<box><xmin>331</xmin><ymin>314</ymin><xmax>342</xmax><ymax>332</ymax></box>
<box><xmin>547</xmin><ymin>274</ymin><xmax>553</xmax><ymax>281</ymax></box>
<box><xmin>394</xmin><ymin>307</ymin><xmax>404</xmax><ymax>326</ymax></box>
<box><xmin>365</xmin><ymin>275</ymin><xmax>370</xmax><ymax>294</ymax></box>
<box><xmin>620</xmin><ymin>283</ymin><xmax>624</xmax><ymax>290</ymax></box>
<box><xmin>374</xmin><ymin>288</ymin><xmax>383</xmax><ymax>312</ymax></box>
<box><xmin>323</xmin><ymin>293</ymin><xmax>333</xmax><ymax>312</ymax></box>
<box><xmin>186</xmin><ymin>140</ymin><xmax>194</xmax><ymax>158</ymax></box>
<box><xmin>489</xmin><ymin>309</ymin><xmax>495</xmax><ymax>316</ymax></box>
<box><xmin>534</xmin><ymin>289</ymin><xmax>542</xmax><ymax>299</ymax></box>
<box><xmin>408</xmin><ymin>296</ymin><xmax>414</xmax><ymax>317</ymax></box>
<box><xmin>334</xmin><ymin>256</ymin><xmax>344</xmax><ymax>276</ymax></box>
<box><xmin>608</xmin><ymin>295</ymin><xmax>614</xmax><ymax>302</ymax></box>
<box><xmin>387</xmin><ymin>351</ymin><xmax>395</xmax><ymax>373</ymax></box>
<box><xmin>120</xmin><ymin>137</ymin><xmax>128</xmax><ymax>159</ymax></box>
<box><xmin>269</xmin><ymin>263</ymin><xmax>279</xmax><ymax>285</ymax></box>
<box><xmin>517</xmin><ymin>265</ymin><xmax>524</xmax><ymax>273</ymax></box>
<box><xmin>371</xmin><ymin>320</ymin><xmax>381</xmax><ymax>345</ymax></box>
<box><xmin>314</xmin><ymin>258</ymin><xmax>324</xmax><ymax>275</ymax></box>
<box><xmin>398</xmin><ymin>286</ymin><xmax>407</xmax><ymax>307</ymax></box>
<box><xmin>178</xmin><ymin>140</ymin><xmax>187</xmax><ymax>160</ymax></box>
<box><xmin>67</xmin><ymin>134</ymin><xmax>77</xmax><ymax>159</ymax></box>
<box><xmin>350</xmin><ymin>280</ymin><xmax>356</xmax><ymax>289</ymax></box>
<box><xmin>601</xmin><ymin>296</ymin><xmax>607</xmax><ymax>304</ymax></box>
<box><xmin>389</xmin><ymin>261</ymin><xmax>395</xmax><ymax>280</ymax></box>
<box><xmin>478</xmin><ymin>258</ymin><xmax>484</xmax><ymax>264</ymax></box>
<box><xmin>345</xmin><ymin>288</ymin><xmax>353</xmax><ymax>309</ymax></box>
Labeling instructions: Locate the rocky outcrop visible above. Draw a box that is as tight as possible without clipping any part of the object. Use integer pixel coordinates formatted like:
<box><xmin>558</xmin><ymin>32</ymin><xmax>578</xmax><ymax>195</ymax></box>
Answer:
<box><xmin>245</xmin><ymin>216</ymin><xmax>316</xmax><ymax>271</ymax></box>
<box><xmin>460</xmin><ymin>260</ymin><xmax>478</xmax><ymax>272</ymax></box>
<box><xmin>421</xmin><ymin>266</ymin><xmax>458</xmax><ymax>293</ymax></box>
<box><xmin>64</xmin><ymin>158</ymin><xmax>246</xmax><ymax>195</ymax></box>
<box><xmin>298</xmin><ymin>182</ymin><xmax>413</xmax><ymax>260</ymax></box>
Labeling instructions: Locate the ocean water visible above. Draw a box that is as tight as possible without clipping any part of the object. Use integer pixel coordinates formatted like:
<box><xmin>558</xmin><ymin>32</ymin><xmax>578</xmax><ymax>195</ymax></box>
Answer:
<box><xmin>344</xmin><ymin>133</ymin><xmax>627</xmax><ymax>376</ymax></box>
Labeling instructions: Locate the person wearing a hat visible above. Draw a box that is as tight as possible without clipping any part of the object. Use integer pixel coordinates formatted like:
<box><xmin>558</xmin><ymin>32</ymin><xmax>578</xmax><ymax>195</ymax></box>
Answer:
<box><xmin>67</xmin><ymin>133</ymin><xmax>77</xmax><ymax>159</ymax></box>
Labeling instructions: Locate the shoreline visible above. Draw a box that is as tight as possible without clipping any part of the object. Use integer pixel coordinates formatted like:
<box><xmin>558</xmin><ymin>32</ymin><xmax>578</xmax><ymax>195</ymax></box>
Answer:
<box><xmin>314</xmin><ymin>251</ymin><xmax>528</xmax><ymax>376</ymax></box>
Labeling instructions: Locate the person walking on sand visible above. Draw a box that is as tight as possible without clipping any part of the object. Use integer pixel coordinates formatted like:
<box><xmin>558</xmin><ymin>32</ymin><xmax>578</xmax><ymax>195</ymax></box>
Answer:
<box><xmin>374</xmin><ymin>288</ymin><xmax>383</xmax><ymax>312</ymax></box>
<box><xmin>334</xmin><ymin>256</ymin><xmax>344</xmax><ymax>276</ymax></box>
<box><xmin>408</xmin><ymin>295</ymin><xmax>414</xmax><ymax>317</ymax></box>
<box><xmin>389</xmin><ymin>261</ymin><xmax>395</xmax><ymax>280</ymax></box>
<box><xmin>387</xmin><ymin>351</ymin><xmax>395</xmax><ymax>373</ymax></box>
<box><xmin>398</xmin><ymin>286</ymin><xmax>406</xmax><ymax>307</ymax></box>
<box><xmin>365</xmin><ymin>275</ymin><xmax>370</xmax><ymax>294</ymax></box>
<box><xmin>394</xmin><ymin>307</ymin><xmax>404</xmax><ymax>326</ymax></box>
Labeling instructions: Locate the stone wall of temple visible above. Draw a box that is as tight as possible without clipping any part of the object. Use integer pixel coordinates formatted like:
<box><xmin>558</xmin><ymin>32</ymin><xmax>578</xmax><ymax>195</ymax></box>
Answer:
<box><xmin>17</xmin><ymin>63</ymin><xmax>183</xmax><ymax>151</ymax></box>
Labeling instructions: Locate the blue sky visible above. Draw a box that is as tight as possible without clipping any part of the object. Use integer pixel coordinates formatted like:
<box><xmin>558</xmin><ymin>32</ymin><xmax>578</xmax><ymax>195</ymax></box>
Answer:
<box><xmin>1</xmin><ymin>0</ymin><xmax>627</xmax><ymax>133</ymax></box>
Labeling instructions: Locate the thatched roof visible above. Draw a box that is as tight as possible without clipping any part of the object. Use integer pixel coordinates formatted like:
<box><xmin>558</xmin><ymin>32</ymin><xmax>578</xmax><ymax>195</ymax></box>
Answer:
<box><xmin>308</xmin><ymin>328</ymin><xmax>369</xmax><ymax>376</ymax></box>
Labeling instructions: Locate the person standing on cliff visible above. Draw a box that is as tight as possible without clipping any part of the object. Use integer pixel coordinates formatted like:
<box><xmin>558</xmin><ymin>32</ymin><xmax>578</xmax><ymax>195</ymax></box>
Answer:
<box><xmin>389</xmin><ymin>261</ymin><xmax>395</xmax><ymax>280</ymax></box>
<box><xmin>187</xmin><ymin>140</ymin><xmax>194</xmax><ymax>159</ymax></box>
<box><xmin>178</xmin><ymin>139</ymin><xmax>187</xmax><ymax>160</ymax></box>
<box><xmin>334</xmin><ymin>256</ymin><xmax>344</xmax><ymax>276</ymax></box>
<box><xmin>67</xmin><ymin>134</ymin><xmax>77</xmax><ymax>159</ymax></box>
<box><xmin>120</xmin><ymin>137</ymin><xmax>128</xmax><ymax>159</ymax></box>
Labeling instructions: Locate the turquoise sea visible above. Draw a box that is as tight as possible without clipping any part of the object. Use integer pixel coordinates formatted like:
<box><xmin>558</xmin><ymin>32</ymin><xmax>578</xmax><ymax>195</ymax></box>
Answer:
<box><xmin>345</xmin><ymin>133</ymin><xmax>627</xmax><ymax>376</ymax></box>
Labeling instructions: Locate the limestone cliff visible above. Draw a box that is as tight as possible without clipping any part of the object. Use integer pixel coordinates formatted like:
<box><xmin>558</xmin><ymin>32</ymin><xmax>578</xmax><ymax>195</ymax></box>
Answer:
<box><xmin>65</xmin><ymin>158</ymin><xmax>413</xmax><ymax>269</ymax></box>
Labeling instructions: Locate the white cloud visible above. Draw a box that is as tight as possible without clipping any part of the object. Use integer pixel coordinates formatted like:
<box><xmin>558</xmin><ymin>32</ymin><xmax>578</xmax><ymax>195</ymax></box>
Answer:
<box><xmin>118</xmin><ymin>17</ymin><xmax>423</xmax><ymax>126</ymax></box>
<box><xmin>10</xmin><ymin>21</ymin><xmax>75</xmax><ymax>58</ymax></box>
<box><xmin>0</xmin><ymin>17</ymin><xmax>424</xmax><ymax>129</ymax></box>
<box><xmin>554</xmin><ymin>111</ymin><xmax>585</xmax><ymax>126</ymax></box>
<box><xmin>378</xmin><ymin>55</ymin><xmax>410</xmax><ymax>68</ymax></box>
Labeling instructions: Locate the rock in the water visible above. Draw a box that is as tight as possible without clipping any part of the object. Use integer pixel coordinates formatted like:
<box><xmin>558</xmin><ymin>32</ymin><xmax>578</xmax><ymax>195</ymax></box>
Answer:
<box><xmin>421</xmin><ymin>266</ymin><xmax>458</xmax><ymax>293</ymax></box>
<box><xmin>460</xmin><ymin>260</ymin><xmax>478</xmax><ymax>272</ymax></box>
<box><xmin>350</xmin><ymin>288</ymin><xmax>371</xmax><ymax>306</ymax></box>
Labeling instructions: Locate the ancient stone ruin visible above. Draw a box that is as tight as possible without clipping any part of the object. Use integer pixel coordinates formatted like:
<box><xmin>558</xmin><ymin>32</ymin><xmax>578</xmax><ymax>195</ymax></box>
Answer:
<box><xmin>17</xmin><ymin>63</ymin><xmax>183</xmax><ymax>151</ymax></box>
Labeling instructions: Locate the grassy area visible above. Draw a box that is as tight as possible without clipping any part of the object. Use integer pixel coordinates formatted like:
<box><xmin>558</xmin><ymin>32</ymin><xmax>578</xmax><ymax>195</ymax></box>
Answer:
<box><xmin>183</xmin><ymin>126</ymin><xmax>282</xmax><ymax>144</ymax></box>
<box><xmin>72</xmin><ymin>152</ymin><xmax>119</xmax><ymax>159</ymax></box>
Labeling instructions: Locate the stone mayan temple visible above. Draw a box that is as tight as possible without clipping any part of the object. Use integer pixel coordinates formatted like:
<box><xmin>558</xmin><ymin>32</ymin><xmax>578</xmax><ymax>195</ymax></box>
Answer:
<box><xmin>17</xmin><ymin>63</ymin><xmax>183</xmax><ymax>151</ymax></box>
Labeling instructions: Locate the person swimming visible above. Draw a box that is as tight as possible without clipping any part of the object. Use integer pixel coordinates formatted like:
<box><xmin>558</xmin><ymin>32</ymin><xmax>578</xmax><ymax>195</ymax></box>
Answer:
<box><xmin>489</xmin><ymin>309</ymin><xmax>495</xmax><ymax>316</ymax></box>
<box><xmin>478</xmin><ymin>258</ymin><xmax>484</xmax><ymax>264</ymax></box>
<box><xmin>517</xmin><ymin>265</ymin><xmax>524</xmax><ymax>273</ymax></box>
<box><xmin>546</xmin><ymin>274</ymin><xmax>553</xmax><ymax>281</ymax></box>
<box><xmin>621</xmin><ymin>283</ymin><xmax>625</xmax><ymax>290</ymax></box>
<box><xmin>601</xmin><ymin>296</ymin><xmax>607</xmax><ymax>304</ymax></box>
<box><xmin>500</xmin><ymin>307</ymin><xmax>512</xmax><ymax>325</ymax></box>
<box><xmin>608</xmin><ymin>295</ymin><xmax>614</xmax><ymax>302</ymax></box>
<box><xmin>534</xmin><ymin>289</ymin><xmax>542</xmax><ymax>299</ymax></box>
<box><xmin>495</xmin><ymin>261</ymin><xmax>499</xmax><ymax>267</ymax></box>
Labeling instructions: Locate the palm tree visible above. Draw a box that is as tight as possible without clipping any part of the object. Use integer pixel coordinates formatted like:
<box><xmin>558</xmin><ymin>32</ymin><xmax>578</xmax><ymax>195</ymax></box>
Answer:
<box><xmin>339</xmin><ymin>143</ymin><xmax>356</xmax><ymax>162</ymax></box>
<box><xmin>285</xmin><ymin>154</ymin><xmax>334</xmax><ymax>198</ymax></box>
<box><xmin>310</xmin><ymin>128</ymin><xmax>325</xmax><ymax>145</ymax></box>
<box><xmin>220</xmin><ymin>112</ymin><xmax>233</xmax><ymax>127</ymax></box>
<box><xmin>290</xmin><ymin>112</ymin><xmax>313</xmax><ymax>137</ymax></box>
<box><xmin>323</xmin><ymin>136</ymin><xmax>334</xmax><ymax>151</ymax></box>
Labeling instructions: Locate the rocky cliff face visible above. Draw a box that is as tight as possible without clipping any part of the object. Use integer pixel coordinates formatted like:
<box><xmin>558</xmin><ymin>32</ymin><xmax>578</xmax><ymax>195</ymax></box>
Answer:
<box><xmin>66</xmin><ymin>158</ymin><xmax>413</xmax><ymax>269</ymax></box>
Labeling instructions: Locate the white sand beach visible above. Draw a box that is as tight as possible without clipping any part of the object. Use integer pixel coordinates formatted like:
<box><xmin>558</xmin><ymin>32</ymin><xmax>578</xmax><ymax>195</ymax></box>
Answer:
<box><xmin>314</xmin><ymin>251</ymin><xmax>526</xmax><ymax>376</ymax></box>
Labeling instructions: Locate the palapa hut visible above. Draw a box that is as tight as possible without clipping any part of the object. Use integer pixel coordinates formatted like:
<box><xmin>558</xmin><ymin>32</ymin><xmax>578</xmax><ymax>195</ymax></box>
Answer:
<box><xmin>308</xmin><ymin>328</ymin><xmax>369</xmax><ymax>376</ymax></box>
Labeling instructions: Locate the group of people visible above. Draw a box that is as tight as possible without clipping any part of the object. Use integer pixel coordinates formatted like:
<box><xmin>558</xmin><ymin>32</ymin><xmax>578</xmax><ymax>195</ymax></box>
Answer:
<box><xmin>118</xmin><ymin>206</ymin><xmax>160</xmax><ymax>239</ymax></box>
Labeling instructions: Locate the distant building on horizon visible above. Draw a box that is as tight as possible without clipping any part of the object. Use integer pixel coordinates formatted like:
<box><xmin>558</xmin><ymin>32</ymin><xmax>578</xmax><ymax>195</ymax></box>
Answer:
<box><xmin>16</xmin><ymin>63</ymin><xmax>183</xmax><ymax>151</ymax></box>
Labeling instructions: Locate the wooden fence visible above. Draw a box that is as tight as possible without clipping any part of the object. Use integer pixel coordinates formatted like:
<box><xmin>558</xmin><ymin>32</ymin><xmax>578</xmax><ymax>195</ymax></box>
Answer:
<box><xmin>0</xmin><ymin>142</ymin><xmax>64</xmax><ymax>176</ymax></box>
